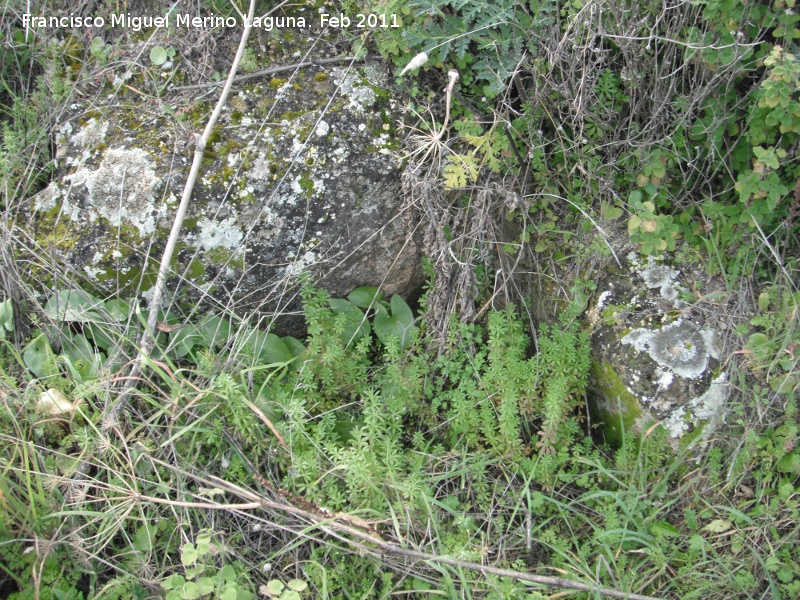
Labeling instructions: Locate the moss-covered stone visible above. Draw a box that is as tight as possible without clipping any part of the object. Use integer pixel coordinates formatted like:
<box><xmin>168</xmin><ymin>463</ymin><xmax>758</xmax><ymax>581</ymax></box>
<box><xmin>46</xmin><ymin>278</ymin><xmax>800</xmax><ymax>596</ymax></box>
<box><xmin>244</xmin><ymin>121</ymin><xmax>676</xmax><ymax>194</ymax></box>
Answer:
<box><xmin>587</xmin><ymin>251</ymin><xmax>730</xmax><ymax>454</ymax></box>
<box><xmin>23</xmin><ymin>43</ymin><xmax>420</xmax><ymax>337</ymax></box>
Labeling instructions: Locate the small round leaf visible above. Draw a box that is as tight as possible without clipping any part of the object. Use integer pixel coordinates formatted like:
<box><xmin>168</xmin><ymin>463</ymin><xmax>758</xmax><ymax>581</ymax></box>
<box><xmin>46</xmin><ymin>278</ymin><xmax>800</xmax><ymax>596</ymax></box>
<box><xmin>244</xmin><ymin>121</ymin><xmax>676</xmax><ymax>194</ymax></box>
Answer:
<box><xmin>150</xmin><ymin>46</ymin><xmax>168</xmax><ymax>66</ymax></box>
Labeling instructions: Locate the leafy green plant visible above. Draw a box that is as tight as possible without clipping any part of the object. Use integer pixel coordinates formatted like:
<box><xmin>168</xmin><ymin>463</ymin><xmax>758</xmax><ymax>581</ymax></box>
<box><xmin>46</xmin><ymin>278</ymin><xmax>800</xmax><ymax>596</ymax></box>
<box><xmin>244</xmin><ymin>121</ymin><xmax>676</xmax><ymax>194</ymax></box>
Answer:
<box><xmin>161</xmin><ymin>531</ymin><xmax>254</xmax><ymax>600</ymax></box>
<box><xmin>746</xmin><ymin>285</ymin><xmax>800</xmax><ymax>394</ymax></box>
<box><xmin>627</xmin><ymin>190</ymin><xmax>680</xmax><ymax>256</ymax></box>
<box><xmin>261</xmin><ymin>578</ymin><xmax>307</xmax><ymax>600</ymax></box>
<box><xmin>149</xmin><ymin>46</ymin><xmax>176</xmax><ymax>67</ymax></box>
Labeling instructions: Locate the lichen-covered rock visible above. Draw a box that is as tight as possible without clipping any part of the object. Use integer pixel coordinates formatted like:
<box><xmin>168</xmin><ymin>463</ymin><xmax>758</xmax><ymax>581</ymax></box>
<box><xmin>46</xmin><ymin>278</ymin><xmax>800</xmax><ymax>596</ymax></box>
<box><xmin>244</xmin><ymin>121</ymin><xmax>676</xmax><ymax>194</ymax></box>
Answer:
<box><xmin>586</xmin><ymin>252</ymin><xmax>730</xmax><ymax>450</ymax></box>
<box><xmin>24</xmin><ymin>62</ymin><xmax>422</xmax><ymax>334</ymax></box>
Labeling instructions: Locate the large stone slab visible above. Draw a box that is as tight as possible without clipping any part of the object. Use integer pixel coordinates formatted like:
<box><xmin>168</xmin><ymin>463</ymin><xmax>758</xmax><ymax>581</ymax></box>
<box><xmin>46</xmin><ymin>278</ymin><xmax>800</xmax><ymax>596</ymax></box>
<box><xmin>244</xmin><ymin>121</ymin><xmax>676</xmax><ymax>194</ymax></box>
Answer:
<box><xmin>23</xmin><ymin>62</ymin><xmax>422</xmax><ymax>334</ymax></box>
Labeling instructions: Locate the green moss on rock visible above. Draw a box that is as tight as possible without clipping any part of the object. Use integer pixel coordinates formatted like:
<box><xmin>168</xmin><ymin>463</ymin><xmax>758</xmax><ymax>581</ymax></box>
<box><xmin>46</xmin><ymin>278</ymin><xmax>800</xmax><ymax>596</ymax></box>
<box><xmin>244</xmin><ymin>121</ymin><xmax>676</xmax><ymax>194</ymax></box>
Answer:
<box><xmin>590</xmin><ymin>359</ymin><xmax>650</xmax><ymax>446</ymax></box>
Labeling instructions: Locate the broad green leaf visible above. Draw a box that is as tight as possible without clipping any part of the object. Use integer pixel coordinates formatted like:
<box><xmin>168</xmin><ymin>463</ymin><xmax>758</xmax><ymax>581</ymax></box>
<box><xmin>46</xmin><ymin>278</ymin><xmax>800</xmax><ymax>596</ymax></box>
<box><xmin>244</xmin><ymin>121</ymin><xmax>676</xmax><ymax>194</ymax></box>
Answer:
<box><xmin>196</xmin><ymin>578</ymin><xmax>215</xmax><ymax>596</ymax></box>
<box><xmin>171</xmin><ymin>326</ymin><xmax>203</xmax><ymax>359</ymax></box>
<box><xmin>241</xmin><ymin>330</ymin><xmax>292</xmax><ymax>364</ymax></box>
<box><xmin>601</xmin><ymin>202</ymin><xmax>623</xmax><ymax>221</ymax></box>
<box><xmin>373</xmin><ymin>294</ymin><xmax>415</xmax><ymax>350</ymax></box>
<box><xmin>84</xmin><ymin>322</ymin><xmax>116</xmax><ymax>351</ymax></box>
<box><xmin>181</xmin><ymin>581</ymin><xmax>201</xmax><ymax>600</ymax></box>
<box><xmin>650</xmin><ymin>520</ymin><xmax>681</xmax><ymax>537</ymax></box>
<box><xmin>103</xmin><ymin>298</ymin><xmax>132</xmax><ymax>322</ymax></box>
<box><xmin>61</xmin><ymin>332</ymin><xmax>95</xmax><ymax>366</ymax></box>
<box><xmin>758</xmin><ymin>292</ymin><xmax>772</xmax><ymax>312</ymax></box>
<box><xmin>219</xmin><ymin>564</ymin><xmax>236</xmax><ymax>583</ymax></box>
<box><xmin>161</xmin><ymin>574</ymin><xmax>185</xmax><ymax>591</ymax></box>
<box><xmin>44</xmin><ymin>290</ymin><xmax>103</xmax><ymax>323</ymax></box>
<box><xmin>746</xmin><ymin>332</ymin><xmax>772</xmax><ymax>366</ymax></box>
<box><xmin>23</xmin><ymin>333</ymin><xmax>58</xmax><ymax>378</ymax></box>
<box><xmin>0</xmin><ymin>299</ymin><xmax>13</xmax><ymax>334</ymax></box>
<box><xmin>770</xmin><ymin>373</ymin><xmax>797</xmax><ymax>394</ymax></box>
<box><xmin>219</xmin><ymin>587</ymin><xmax>238</xmax><ymax>600</ymax></box>
<box><xmin>132</xmin><ymin>523</ymin><xmax>157</xmax><ymax>553</ymax></box>
<box><xmin>282</xmin><ymin>336</ymin><xmax>305</xmax><ymax>359</ymax></box>
<box><xmin>199</xmin><ymin>314</ymin><xmax>232</xmax><ymax>348</ymax></box>
<box><xmin>347</xmin><ymin>286</ymin><xmax>383</xmax><ymax>309</ymax></box>
<box><xmin>777</xmin><ymin>452</ymin><xmax>800</xmax><ymax>473</ymax></box>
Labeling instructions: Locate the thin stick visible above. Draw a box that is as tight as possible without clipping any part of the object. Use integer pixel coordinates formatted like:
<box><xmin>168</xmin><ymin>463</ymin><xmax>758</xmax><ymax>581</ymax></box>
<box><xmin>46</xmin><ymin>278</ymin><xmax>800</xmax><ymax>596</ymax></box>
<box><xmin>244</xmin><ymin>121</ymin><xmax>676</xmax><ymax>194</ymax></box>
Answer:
<box><xmin>170</xmin><ymin>55</ymin><xmax>373</xmax><ymax>91</ymax></box>
<box><xmin>105</xmin><ymin>0</ymin><xmax>265</xmax><ymax>424</ymax></box>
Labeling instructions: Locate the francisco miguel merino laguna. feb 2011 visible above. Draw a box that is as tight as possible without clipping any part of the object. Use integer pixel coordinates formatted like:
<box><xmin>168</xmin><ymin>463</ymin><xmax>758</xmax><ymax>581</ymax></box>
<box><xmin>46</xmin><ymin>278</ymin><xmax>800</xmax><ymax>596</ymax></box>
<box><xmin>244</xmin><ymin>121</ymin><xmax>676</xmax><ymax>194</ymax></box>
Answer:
<box><xmin>22</xmin><ymin>11</ymin><xmax>399</xmax><ymax>31</ymax></box>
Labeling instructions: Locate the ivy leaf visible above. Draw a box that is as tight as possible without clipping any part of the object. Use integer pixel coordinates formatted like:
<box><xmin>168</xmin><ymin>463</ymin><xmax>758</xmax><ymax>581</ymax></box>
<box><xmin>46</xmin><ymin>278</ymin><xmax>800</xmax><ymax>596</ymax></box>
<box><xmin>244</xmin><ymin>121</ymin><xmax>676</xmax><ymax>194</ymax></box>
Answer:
<box><xmin>735</xmin><ymin>171</ymin><xmax>760</xmax><ymax>203</ymax></box>
<box><xmin>181</xmin><ymin>581</ymin><xmax>201</xmax><ymax>600</ymax></box>
<box><xmin>196</xmin><ymin>578</ymin><xmax>215</xmax><ymax>596</ymax></box>
<box><xmin>219</xmin><ymin>586</ymin><xmax>238</xmax><ymax>600</ymax></box>
<box><xmin>161</xmin><ymin>574</ymin><xmax>185</xmax><ymax>591</ymax></box>
<box><xmin>265</xmin><ymin>579</ymin><xmax>285</xmax><ymax>596</ymax></box>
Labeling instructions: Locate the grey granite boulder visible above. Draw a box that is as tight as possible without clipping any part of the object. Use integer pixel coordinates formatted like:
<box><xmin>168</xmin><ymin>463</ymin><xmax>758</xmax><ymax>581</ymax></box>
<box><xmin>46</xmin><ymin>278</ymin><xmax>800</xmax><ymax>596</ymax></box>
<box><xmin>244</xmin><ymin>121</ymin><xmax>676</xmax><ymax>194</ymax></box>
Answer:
<box><xmin>24</xmin><ymin>62</ymin><xmax>422</xmax><ymax>334</ymax></box>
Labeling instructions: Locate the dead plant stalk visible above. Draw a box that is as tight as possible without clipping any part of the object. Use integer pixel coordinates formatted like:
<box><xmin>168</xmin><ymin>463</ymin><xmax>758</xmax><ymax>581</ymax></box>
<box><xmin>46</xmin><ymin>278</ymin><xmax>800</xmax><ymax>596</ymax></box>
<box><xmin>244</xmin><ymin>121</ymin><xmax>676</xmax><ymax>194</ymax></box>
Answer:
<box><xmin>104</xmin><ymin>0</ymin><xmax>273</xmax><ymax>424</ymax></box>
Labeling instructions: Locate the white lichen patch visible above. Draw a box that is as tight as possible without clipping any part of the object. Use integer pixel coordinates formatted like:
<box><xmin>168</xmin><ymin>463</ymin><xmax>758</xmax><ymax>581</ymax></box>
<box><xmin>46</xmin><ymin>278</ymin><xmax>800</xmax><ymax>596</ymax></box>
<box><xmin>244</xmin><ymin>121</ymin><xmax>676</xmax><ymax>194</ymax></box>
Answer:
<box><xmin>331</xmin><ymin>68</ymin><xmax>377</xmax><ymax>112</ymax></box>
<box><xmin>285</xmin><ymin>250</ymin><xmax>317</xmax><ymax>277</ymax></box>
<box><xmin>372</xmin><ymin>133</ymin><xmax>390</xmax><ymax>147</ymax></box>
<box><xmin>315</xmin><ymin>120</ymin><xmax>330</xmax><ymax>137</ymax></box>
<box><xmin>290</xmin><ymin>176</ymin><xmax>304</xmax><ymax>197</ymax></box>
<box><xmin>634</xmin><ymin>256</ymin><xmax>682</xmax><ymax>302</ymax></box>
<box><xmin>622</xmin><ymin>319</ymin><xmax>713</xmax><ymax>379</ymax></box>
<box><xmin>654</xmin><ymin>368</ymin><xmax>674</xmax><ymax>390</ymax></box>
<box><xmin>32</xmin><ymin>183</ymin><xmax>62</xmax><ymax>211</ymax></box>
<box><xmin>689</xmin><ymin>374</ymin><xmax>729</xmax><ymax>423</ymax></box>
<box><xmin>71</xmin><ymin>147</ymin><xmax>162</xmax><ymax>237</ymax></box>
<box><xmin>84</xmin><ymin>265</ymin><xmax>106</xmax><ymax>280</ymax></box>
<box><xmin>597</xmin><ymin>290</ymin><xmax>612</xmax><ymax>311</ymax></box>
<box><xmin>197</xmin><ymin>217</ymin><xmax>243</xmax><ymax>251</ymax></box>
<box><xmin>664</xmin><ymin>406</ymin><xmax>688</xmax><ymax>438</ymax></box>
<box><xmin>332</xmin><ymin>146</ymin><xmax>349</xmax><ymax>163</ymax></box>
<box><xmin>249</xmin><ymin>152</ymin><xmax>272</xmax><ymax>183</ymax></box>
<box><xmin>72</xmin><ymin>118</ymin><xmax>108</xmax><ymax>149</ymax></box>
<box><xmin>662</xmin><ymin>375</ymin><xmax>730</xmax><ymax>441</ymax></box>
